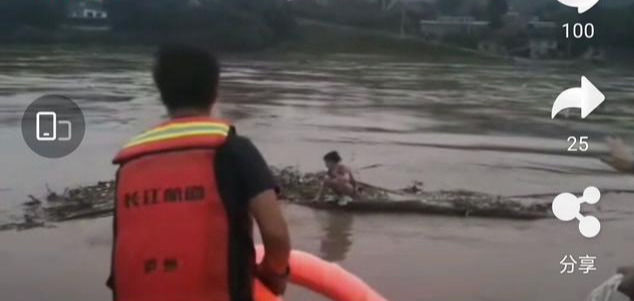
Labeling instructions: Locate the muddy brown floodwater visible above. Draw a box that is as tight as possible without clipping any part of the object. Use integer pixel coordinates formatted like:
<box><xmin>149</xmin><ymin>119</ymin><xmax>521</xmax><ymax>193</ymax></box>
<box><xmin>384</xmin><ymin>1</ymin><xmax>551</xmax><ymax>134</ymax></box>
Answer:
<box><xmin>1</xmin><ymin>46</ymin><xmax>634</xmax><ymax>301</ymax></box>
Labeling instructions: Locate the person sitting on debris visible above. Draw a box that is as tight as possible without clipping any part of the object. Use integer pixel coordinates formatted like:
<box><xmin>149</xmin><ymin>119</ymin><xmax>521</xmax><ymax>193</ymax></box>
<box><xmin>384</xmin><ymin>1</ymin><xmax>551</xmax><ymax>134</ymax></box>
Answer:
<box><xmin>602</xmin><ymin>137</ymin><xmax>634</xmax><ymax>173</ymax></box>
<box><xmin>314</xmin><ymin>151</ymin><xmax>357</xmax><ymax>205</ymax></box>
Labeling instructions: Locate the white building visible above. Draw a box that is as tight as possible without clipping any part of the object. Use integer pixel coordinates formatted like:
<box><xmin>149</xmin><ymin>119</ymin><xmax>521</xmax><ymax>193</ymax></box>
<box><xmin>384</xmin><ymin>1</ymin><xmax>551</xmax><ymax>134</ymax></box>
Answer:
<box><xmin>68</xmin><ymin>0</ymin><xmax>108</xmax><ymax>20</ymax></box>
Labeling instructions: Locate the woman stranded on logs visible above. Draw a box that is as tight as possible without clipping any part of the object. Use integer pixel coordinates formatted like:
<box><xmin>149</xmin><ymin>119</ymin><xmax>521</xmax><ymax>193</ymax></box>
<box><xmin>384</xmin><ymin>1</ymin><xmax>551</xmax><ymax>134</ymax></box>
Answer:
<box><xmin>314</xmin><ymin>151</ymin><xmax>357</xmax><ymax>206</ymax></box>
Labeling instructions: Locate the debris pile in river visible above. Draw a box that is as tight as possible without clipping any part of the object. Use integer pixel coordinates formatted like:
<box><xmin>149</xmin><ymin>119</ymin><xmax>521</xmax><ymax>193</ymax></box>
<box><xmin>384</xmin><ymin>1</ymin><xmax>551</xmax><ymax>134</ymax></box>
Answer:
<box><xmin>0</xmin><ymin>181</ymin><xmax>115</xmax><ymax>231</ymax></box>
<box><xmin>0</xmin><ymin>167</ymin><xmax>552</xmax><ymax>231</ymax></box>
<box><xmin>273</xmin><ymin>167</ymin><xmax>551</xmax><ymax>219</ymax></box>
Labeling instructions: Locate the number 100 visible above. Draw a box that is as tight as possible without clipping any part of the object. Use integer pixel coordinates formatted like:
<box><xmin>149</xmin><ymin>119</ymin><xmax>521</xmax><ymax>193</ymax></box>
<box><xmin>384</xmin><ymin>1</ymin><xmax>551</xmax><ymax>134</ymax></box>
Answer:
<box><xmin>562</xmin><ymin>23</ymin><xmax>595</xmax><ymax>39</ymax></box>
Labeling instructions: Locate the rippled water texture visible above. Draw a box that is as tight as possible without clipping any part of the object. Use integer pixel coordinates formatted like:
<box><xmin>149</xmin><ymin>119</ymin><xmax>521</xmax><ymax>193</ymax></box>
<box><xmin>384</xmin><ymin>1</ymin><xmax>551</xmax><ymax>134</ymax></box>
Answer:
<box><xmin>0</xmin><ymin>46</ymin><xmax>633</xmax><ymax>301</ymax></box>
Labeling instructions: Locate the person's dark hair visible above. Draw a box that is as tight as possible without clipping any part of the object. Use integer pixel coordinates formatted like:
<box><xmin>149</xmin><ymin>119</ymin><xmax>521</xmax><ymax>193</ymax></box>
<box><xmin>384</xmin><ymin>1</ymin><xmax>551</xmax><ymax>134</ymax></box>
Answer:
<box><xmin>153</xmin><ymin>44</ymin><xmax>220</xmax><ymax>112</ymax></box>
<box><xmin>323</xmin><ymin>151</ymin><xmax>342</xmax><ymax>163</ymax></box>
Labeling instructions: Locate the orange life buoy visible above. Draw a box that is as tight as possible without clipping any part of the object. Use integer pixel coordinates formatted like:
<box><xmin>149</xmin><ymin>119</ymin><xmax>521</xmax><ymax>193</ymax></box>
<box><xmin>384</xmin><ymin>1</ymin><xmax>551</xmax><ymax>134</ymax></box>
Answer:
<box><xmin>255</xmin><ymin>246</ymin><xmax>388</xmax><ymax>301</ymax></box>
<box><xmin>254</xmin><ymin>278</ymin><xmax>283</xmax><ymax>301</ymax></box>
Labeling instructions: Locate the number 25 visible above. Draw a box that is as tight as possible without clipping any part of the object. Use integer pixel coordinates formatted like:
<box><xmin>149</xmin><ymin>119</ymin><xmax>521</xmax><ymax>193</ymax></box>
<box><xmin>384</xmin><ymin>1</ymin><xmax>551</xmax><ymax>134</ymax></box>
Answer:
<box><xmin>568</xmin><ymin>136</ymin><xmax>589</xmax><ymax>152</ymax></box>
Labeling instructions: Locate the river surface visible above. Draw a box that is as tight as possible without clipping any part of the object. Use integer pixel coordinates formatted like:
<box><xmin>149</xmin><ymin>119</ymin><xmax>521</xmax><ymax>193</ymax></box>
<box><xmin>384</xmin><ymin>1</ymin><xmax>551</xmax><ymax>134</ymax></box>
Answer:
<box><xmin>0</xmin><ymin>45</ymin><xmax>633</xmax><ymax>301</ymax></box>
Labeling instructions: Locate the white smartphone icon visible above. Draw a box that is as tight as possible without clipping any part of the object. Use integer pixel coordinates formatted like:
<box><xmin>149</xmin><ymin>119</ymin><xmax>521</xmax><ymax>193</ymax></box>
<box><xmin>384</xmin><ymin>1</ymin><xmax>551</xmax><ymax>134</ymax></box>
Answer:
<box><xmin>36</xmin><ymin>111</ymin><xmax>57</xmax><ymax>141</ymax></box>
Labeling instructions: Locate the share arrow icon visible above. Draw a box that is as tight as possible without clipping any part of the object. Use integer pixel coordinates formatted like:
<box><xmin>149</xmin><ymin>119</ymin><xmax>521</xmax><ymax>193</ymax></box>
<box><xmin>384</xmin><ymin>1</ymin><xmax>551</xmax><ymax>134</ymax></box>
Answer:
<box><xmin>551</xmin><ymin>76</ymin><xmax>605</xmax><ymax>119</ymax></box>
<box><xmin>557</xmin><ymin>0</ymin><xmax>600</xmax><ymax>14</ymax></box>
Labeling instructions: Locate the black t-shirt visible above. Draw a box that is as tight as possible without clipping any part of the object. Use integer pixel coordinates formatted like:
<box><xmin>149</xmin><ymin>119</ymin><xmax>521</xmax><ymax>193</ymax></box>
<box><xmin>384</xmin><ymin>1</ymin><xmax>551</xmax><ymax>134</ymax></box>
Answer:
<box><xmin>215</xmin><ymin>129</ymin><xmax>276</xmax><ymax>208</ymax></box>
<box><xmin>214</xmin><ymin>130</ymin><xmax>276</xmax><ymax>300</ymax></box>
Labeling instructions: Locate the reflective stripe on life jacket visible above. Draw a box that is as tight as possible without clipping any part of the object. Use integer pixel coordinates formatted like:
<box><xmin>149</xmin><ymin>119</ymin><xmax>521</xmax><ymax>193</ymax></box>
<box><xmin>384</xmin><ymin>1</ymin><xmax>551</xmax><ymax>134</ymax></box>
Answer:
<box><xmin>114</xmin><ymin>117</ymin><xmax>231</xmax><ymax>164</ymax></box>
<box><xmin>112</xmin><ymin>117</ymin><xmax>233</xmax><ymax>301</ymax></box>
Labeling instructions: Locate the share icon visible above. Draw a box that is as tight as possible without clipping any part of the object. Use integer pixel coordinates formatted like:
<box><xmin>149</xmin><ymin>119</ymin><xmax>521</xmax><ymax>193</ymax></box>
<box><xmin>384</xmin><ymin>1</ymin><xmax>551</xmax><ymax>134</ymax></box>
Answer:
<box><xmin>552</xmin><ymin>186</ymin><xmax>601</xmax><ymax>238</ymax></box>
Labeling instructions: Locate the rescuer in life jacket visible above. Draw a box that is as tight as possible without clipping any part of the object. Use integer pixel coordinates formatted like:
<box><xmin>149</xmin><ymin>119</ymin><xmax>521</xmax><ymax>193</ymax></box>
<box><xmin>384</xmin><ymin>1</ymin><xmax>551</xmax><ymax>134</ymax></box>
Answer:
<box><xmin>107</xmin><ymin>44</ymin><xmax>291</xmax><ymax>301</ymax></box>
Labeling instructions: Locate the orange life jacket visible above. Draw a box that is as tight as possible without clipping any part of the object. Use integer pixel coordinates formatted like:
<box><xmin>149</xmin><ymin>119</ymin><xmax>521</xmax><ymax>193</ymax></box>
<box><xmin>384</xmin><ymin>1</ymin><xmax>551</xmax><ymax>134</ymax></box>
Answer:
<box><xmin>112</xmin><ymin>117</ymin><xmax>234</xmax><ymax>301</ymax></box>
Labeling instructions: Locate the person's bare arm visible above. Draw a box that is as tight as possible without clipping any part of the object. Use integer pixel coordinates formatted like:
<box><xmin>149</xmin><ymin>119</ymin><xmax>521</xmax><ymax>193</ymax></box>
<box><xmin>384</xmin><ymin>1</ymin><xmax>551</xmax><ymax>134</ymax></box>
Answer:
<box><xmin>618</xmin><ymin>265</ymin><xmax>634</xmax><ymax>299</ymax></box>
<box><xmin>313</xmin><ymin>180</ymin><xmax>325</xmax><ymax>202</ymax></box>
<box><xmin>602</xmin><ymin>137</ymin><xmax>634</xmax><ymax>173</ymax></box>
<box><xmin>249</xmin><ymin>189</ymin><xmax>291</xmax><ymax>294</ymax></box>
<box><xmin>346</xmin><ymin>166</ymin><xmax>357</xmax><ymax>189</ymax></box>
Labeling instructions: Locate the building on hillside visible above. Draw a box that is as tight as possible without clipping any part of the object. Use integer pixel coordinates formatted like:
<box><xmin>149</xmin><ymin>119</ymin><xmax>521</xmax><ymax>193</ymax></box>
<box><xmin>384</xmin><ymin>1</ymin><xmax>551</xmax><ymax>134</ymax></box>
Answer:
<box><xmin>526</xmin><ymin>18</ymin><xmax>559</xmax><ymax>59</ymax></box>
<box><xmin>418</xmin><ymin>11</ymin><xmax>561</xmax><ymax>59</ymax></box>
<box><xmin>68</xmin><ymin>0</ymin><xmax>108</xmax><ymax>20</ymax></box>
<box><xmin>65</xmin><ymin>0</ymin><xmax>109</xmax><ymax>30</ymax></box>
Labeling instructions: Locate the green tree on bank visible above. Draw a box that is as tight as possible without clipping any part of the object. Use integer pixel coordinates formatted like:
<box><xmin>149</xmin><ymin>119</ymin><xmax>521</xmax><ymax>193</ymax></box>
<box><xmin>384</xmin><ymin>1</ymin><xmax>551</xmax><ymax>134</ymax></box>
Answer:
<box><xmin>104</xmin><ymin>0</ymin><xmax>296</xmax><ymax>49</ymax></box>
<box><xmin>0</xmin><ymin>0</ymin><xmax>66</xmax><ymax>32</ymax></box>
<box><xmin>290</xmin><ymin>0</ymin><xmax>433</xmax><ymax>34</ymax></box>
<box><xmin>0</xmin><ymin>0</ymin><xmax>296</xmax><ymax>50</ymax></box>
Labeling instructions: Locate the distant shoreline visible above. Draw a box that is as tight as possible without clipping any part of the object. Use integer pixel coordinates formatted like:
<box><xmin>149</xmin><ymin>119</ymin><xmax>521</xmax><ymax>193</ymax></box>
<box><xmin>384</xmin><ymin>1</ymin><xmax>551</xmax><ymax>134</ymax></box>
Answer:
<box><xmin>0</xmin><ymin>27</ymin><xmax>275</xmax><ymax>52</ymax></box>
<box><xmin>0</xmin><ymin>20</ymin><xmax>490</xmax><ymax>60</ymax></box>
<box><xmin>2</xmin><ymin>20</ymin><xmax>632</xmax><ymax>66</ymax></box>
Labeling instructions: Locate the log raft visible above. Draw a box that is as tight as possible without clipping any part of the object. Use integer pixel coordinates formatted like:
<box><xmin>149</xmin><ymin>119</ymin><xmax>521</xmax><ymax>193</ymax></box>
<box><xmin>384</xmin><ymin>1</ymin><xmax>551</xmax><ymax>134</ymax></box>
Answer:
<box><xmin>275</xmin><ymin>167</ymin><xmax>551</xmax><ymax>220</ymax></box>
<box><xmin>0</xmin><ymin>168</ymin><xmax>553</xmax><ymax>231</ymax></box>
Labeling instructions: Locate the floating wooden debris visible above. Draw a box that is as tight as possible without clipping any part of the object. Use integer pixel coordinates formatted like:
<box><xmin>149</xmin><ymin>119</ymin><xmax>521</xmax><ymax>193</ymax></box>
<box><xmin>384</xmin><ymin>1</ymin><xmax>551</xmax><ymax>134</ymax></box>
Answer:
<box><xmin>273</xmin><ymin>167</ymin><xmax>552</xmax><ymax>220</ymax></box>
<box><xmin>1</xmin><ymin>181</ymin><xmax>115</xmax><ymax>231</ymax></box>
<box><xmin>0</xmin><ymin>167</ymin><xmax>553</xmax><ymax>231</ymax></box>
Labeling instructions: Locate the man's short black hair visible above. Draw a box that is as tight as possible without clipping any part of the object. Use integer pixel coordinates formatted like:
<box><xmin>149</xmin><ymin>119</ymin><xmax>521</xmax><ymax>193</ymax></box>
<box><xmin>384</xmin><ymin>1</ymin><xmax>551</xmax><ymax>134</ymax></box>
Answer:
<box><xmin>323</xmin><ymin>151</ymin><xmax>342</xmax><ymax>163</ymax></box>
<box><xmin>153</xmin><ymin>44</ymin><xmax>220</xmax><ymax>112</ymax></box>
